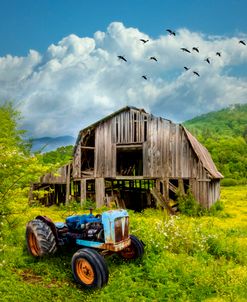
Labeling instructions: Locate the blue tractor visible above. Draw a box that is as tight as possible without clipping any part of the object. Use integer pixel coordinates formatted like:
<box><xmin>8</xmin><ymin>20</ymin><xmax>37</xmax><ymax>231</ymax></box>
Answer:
<box><xmin>26</xmin><ymin>209</ymin><xmax>144</xmax><ymax>289</ymax></box>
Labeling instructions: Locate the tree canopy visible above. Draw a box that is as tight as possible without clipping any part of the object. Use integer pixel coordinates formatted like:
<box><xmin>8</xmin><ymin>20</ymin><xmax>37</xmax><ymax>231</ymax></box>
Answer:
<box><xmin>184</xmin><ymin>104</ymin><xmax>247</xmax><ymax>184</ymax></box>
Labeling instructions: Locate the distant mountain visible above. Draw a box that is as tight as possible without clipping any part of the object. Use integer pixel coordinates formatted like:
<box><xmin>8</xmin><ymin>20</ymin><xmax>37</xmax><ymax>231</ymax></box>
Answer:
<box><xmin>30</xmin><ymin>135</ymin><xmax>75</xmax><ymax>153</ymax></box>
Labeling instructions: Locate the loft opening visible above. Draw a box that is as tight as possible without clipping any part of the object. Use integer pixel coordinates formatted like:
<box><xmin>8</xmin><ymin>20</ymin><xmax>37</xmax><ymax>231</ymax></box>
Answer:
<box><xmin>116</xmin><ymin>145</ymin><xmax>143</xmax><ymax>176</ymax></box>
<box><xmin>81</xmin><ymin>129</ymin><xmax>95</xmax><ymax>174</ymax></box>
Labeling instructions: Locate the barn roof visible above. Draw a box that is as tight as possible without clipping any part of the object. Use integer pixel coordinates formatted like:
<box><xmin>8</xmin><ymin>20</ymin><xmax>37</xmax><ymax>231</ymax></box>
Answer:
<box><xmin>74</xmin><ymin>106</ymin><xmax>147</xmax><ymax>151</ymax></box>
<box><xmin>183</xmin><ymin>127</ymin><xmax>223</xmax><ymax>179</ymax></box>
<box><xmin>75</xmin><ymin>106</ymin><xmax>223</xmax><ymax>179</ymax></box>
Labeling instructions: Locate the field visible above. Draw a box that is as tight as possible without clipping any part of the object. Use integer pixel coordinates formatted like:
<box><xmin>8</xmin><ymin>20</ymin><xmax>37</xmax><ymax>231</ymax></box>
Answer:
<box><xmin>0</xmin><ymin>186</ymin><xmax>247</xmax><ymax>302</ymax></box>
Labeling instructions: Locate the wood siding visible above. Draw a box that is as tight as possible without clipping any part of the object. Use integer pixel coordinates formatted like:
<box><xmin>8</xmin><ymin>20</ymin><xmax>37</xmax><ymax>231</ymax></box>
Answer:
<box><xmin>37</xmin><ymin>107</ymin><xmax>222</xmax><ymax>208</ymax></box>
<box><xmin>72</xmin><ymin>143</ymin><xmax>81</xmax><ymax>178</ymax></box>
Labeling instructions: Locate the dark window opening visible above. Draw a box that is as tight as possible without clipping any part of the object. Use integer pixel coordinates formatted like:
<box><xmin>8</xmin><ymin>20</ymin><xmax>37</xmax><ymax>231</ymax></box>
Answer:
<box><xmin>81</xmin><ymin>130</ymin><xmax>95</xmax><ymax>174</ymax></box>
<box><xmin>160</xmin><ymin>182</ymin><xmax>163</xmax><ymax>195</ymax></box>
<box><xmin>81</xmin><ymin>149</ymin><xmax>94</xmax><ymax>171</ymax></box>
<box><xmin>183</xmin><ymin>179</ymin><xmax>190</xmax><ymax>193</ymax></box>
<box><xmin>117</xmin><ymin>147</ymin><xmax>143</xmax><ymax>176</ymax></box>
<box><xmin>144</xmin><ymin>118</ymin><xmax>147</xmax><ymax>141</ymax></box>
<box><xmin>82</xmin><ymin>130</ymin><xmax>95</xmax><ymax>147</ymax></box>
<box><xmin>86</xmin><ymin>179</ymin><xmax>96</xmax><ymax>202</ymax></box>
<box><xmin>105</xmin><ymin>179</ymin><xmax>156</xmax><ymax>211</ymax></box>
<box><xmin>169</xmin><ymin>179</ymin><xmax>179</xmax><ymax>201</ymax></box>
<box><xmin>134</xmin><ymin>113</ymin><xmax>137</xmax><ymax>142</ymax></box>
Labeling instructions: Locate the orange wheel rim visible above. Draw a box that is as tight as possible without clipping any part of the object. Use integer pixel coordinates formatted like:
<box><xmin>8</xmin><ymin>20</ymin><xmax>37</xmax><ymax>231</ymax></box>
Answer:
<box><xmin>28</xmin><ymin>232</ymin><xmax>40</xmax><ymax>256</ymax></box>
<box><xmin>121</xmin><ymin>245</ymin><xmax>136</xmax><ymax>259</ymax></box>
<box><xmin>76</xmin><ymin>259</ymin><xmax>94</xmax><ymax>285</ymax></box>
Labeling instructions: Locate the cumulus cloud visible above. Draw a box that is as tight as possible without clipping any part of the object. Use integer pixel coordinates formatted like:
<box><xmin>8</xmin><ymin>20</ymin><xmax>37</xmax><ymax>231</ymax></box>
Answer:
<box><xmin>0</xmin><ymin>22</ymin><xmax>246</xmax><ymax>137</ymax></box>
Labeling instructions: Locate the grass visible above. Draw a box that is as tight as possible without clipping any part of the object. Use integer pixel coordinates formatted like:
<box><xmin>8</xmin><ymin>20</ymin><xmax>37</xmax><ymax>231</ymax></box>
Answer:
<box><xmin>0</xmin><ymin>186</ymin><xmax>247</xmax><ymax>301</ymax></box>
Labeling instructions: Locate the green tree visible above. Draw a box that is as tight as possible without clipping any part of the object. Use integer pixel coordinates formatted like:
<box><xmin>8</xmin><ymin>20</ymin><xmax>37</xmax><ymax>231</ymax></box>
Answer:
<box><xmin>184</xmin><ymin>104</ymin><xmax>247</xmax><ymax>184</ymax></box>
<box><xmin>0</xmin><ymin>103</ymin><xmax>53</xmax><ymax>217</ymax></box>
<box><xmin>36</xmin><ymin>145</ymin><xmax>73</xmax><ymax>166</ymax></box>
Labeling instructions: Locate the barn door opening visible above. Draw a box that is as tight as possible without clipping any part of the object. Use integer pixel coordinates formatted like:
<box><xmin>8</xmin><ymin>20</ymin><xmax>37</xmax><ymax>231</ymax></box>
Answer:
<box><xmin>116</xmin><ymin>145</ymin><xmax>143</xmax><ymax>176</ymax></box>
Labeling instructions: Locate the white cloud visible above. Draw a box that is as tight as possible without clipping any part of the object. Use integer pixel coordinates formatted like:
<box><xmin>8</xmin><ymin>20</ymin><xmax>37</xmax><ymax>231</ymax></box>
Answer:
<box><xmin>0</xmin><ymin>22</ymin><xmax>246</xmax><ymax>137</ymax></box>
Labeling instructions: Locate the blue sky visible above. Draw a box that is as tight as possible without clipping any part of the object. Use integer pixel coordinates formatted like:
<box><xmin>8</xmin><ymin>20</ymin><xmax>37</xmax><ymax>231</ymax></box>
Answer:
<box><xmin>1</xmin><ymin>0</ymin><xmax>247</xmax><ymax>56</ymax></box>
<box><xmin>0</xmin><ymin>0</ymin><xmax>247</xmax><ymax>137</ymax></box>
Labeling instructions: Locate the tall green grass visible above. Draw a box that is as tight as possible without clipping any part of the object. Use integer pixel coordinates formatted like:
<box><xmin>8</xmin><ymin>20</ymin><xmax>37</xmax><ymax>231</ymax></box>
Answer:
<box><xmin>0</xmin><ymin>186</ymin><xmax>247</xmax><ymax>301</ymax></box>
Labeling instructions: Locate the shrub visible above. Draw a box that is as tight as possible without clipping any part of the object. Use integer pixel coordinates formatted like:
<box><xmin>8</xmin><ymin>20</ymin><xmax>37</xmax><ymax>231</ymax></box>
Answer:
<box><xmin>208</xmin><ymin>200</ymin><xmax>225</xmax><ymax>216</ymax></box>
<box><xmin>221</xmin><ymin>178</ymin><xmax>238</xmax><ymax>186</ymax></box>
<box><xmin>81</xmin><ymin>198</ymin><xmax>96</xmax><ymax>210</ymax></box>
<box><xmin>177</xmin><ymin>190</ymin><xmax>203</xmax><ymax>216</ymax></box>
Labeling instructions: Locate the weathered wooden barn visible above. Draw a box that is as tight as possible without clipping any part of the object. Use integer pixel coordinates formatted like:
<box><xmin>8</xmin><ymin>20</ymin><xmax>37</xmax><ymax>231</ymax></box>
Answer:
<box><xmin>31</xmin><ymin>106</ymin><xmax>223</xmax><ymax>211</ymax></box>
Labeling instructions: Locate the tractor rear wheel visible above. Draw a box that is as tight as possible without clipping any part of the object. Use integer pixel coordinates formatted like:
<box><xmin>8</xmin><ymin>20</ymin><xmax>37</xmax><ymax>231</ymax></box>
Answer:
<box><xmin>71</xmin><ymin>248</ymin><xmax>109</xmax><ymax>289</ymax></box>
<box><xmin>120</xmin><ymin>234</ymin><xmax>144</xmax><ymax>260</ymax></box>
<box><xmin>26</xmin><ymin>219</ymin><xmax>57</xmax><ymax>257</ymax></box>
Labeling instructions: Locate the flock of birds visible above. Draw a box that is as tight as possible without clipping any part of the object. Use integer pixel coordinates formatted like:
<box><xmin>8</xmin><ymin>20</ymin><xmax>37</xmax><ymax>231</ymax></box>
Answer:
<box><xmin>117</xmin><ymin>29</ymin><xmax>246</xmax><ymax>79</ymax></box>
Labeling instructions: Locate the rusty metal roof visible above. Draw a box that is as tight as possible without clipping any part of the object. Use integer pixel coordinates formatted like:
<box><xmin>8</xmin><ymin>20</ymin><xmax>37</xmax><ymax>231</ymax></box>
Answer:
<box><xmin>183</xmin><ymin>126</ymin><xmax>223</xmax><ymax>179</ymax></box>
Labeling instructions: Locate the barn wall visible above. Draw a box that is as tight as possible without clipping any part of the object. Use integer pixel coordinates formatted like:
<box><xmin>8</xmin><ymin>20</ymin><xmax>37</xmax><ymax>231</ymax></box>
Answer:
<box><xmin>72</xmin><ymin>143</ymin><xmax>81</xmax><ymax>178</ymax></box>
<box><xmin>95</xmin><ymin>120</ymin><xmax>115</xmax><ymax>177</ymax></box>
<box><xmin>112</xmin><ymin>109</ymin><xmax>148</xmax><ymax>144</ymax></box>
<box><xmin>144</xmin><ymin>116</ymin><xmax>203</xmax><ymax>180</ymax></box>
<box><xmin>40</xmin><ymin>165</ymin><xmax>68</xmax><ymax>184</ymax></box>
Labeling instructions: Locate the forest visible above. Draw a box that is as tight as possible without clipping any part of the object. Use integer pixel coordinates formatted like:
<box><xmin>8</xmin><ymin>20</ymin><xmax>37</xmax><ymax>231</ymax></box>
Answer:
<box><xmin>0</xmin><ymin>103</ymin><xmax>247</xmax><ymax>301</ymax></box>
<box><xmin>184</xmin><ymin>103</ymin><xmax>247</xmax><ymax>185</ymax></box>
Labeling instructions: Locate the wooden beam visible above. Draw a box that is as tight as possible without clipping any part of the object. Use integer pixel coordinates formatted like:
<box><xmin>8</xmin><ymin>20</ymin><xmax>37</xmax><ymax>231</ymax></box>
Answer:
<box><xmin>115</xmin><ymin>176</ymin><xmax>157</xmax><ymax>180</ymax></box>
<box><xmin>80</xmin><ymin>179</ymin><xmax>86</xmax><ymax>206</ymax></box>
<box><xmin>65</xmin><ymin>164</ymin><xmax>71</xmax><ymax>205</ymax></box>
<box><xmin>96</xmin><ymin>178</ymin><xmax>105</xmax><ymax>208</ymax></box>
<box><xmin>81</xmin><ymin>146</ymin><xmax>95</xmax><ymax>150</ymax></box>
<box><xmin>150</xmin><ymin>187</ymin><xmax>176</xmax><ymax>215</ymax></box>
<box><xmin>197</xmin><ymin>179</ymin><xmax>211</xmax><ymax>182</ymax></box>
<box><xmin>116</xmin><ymin>143</ymin><xmax>142</xmax><ymax>149</ymax></box>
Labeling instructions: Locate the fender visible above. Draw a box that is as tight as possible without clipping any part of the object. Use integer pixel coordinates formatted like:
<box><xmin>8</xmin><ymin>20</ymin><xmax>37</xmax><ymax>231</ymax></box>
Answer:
<box><xmin>36</xmin><ymin>215</ymin><xmax>60</xmax><ymax>245</ymax></box>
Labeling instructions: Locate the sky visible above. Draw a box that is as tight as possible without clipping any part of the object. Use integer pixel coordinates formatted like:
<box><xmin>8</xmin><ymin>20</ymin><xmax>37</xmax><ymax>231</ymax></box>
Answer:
<box><xmin>0</xmin><ymin>0</ymin><xmax>247</xmax><ymax>138</ymax></box>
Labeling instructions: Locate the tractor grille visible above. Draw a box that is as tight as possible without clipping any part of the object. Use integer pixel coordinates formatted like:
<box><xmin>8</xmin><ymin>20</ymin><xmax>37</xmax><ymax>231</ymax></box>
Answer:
<box><xmin>114</xmin><ymin>217</ymin><xmax>129</xmax><ymax>243</ymax></box>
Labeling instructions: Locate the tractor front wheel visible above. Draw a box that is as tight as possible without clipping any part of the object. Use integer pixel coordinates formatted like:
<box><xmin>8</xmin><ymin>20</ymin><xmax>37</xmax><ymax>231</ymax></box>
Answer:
<box><xmin>71</xmin><ymin>248</ymin><xmax>109</xmax><ymax>289</ymax></box>
<box><xmin>26</xmin><ymin>219</ymin><xmax>57</xmax><ymax>257</ymax></box>
<box><xmin>120</xmin><ymin>234</ymin><xmax>144</xmax><ymax>260</ymax></box>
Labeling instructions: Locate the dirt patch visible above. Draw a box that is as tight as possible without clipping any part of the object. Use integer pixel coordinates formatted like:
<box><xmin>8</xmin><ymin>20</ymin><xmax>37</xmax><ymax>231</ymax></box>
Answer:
<box><xmin>13</xmin><ymin>268</ymin><xmax>43</xmax><ymax>284</ymax></box>
<box><xmin>13</xmin><ymin>268</ymin><xmax>63</xmax><ymax>288</ymax></box>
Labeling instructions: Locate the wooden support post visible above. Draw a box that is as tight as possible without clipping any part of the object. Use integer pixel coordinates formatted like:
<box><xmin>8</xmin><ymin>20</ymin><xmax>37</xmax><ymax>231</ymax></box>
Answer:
<box><xmin>178</xmin><ymin>179</ymin><xmax>185</xmax><ymax>194</ymax></box>
<box><xmin>163</xmin><ymin>179</ymin><xmax>169</xmax><ymax>202</ymax></box>
<box><xmin>80</xmin><ymin>179</ymin><xmax>87</xmax><ymax>207</ymax></box>
<box><xmin>66</xmin><ymin>164</ymin><xmax>71</xmax><ymax>205</ymax></box>
<box><xmin>96</xmin><ymin>178</ymin><xmax>105</xmax><ymax>208</ymax></box>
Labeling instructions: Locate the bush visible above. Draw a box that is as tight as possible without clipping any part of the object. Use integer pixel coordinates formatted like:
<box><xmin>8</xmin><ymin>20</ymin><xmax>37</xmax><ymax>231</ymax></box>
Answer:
<box><xmin>221</xmin><ymin>178</ymin><xmax>238</xmax><ymax>186</ymax></box>
<box><xmin>208</xmin><ymin>200</ymin><xmax>225</xmax><ymax>215</ymax></box>
<box><xmin>177</xmin><ymin>190</ymin><xmax>203</xmax><ymax>216</ymax></box>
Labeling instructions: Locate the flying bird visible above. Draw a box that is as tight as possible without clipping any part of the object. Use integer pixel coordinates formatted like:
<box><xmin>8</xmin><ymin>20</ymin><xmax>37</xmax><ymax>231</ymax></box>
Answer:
<box><xmin>193</xmin><ymin>71</ymin><xmax>200</xmax><ymax>77</ymax></box>
<box><xmin>166</xmin><ymin>29</ymin><xmax>176</xmax><ymax>36</ymax></box>
<box><xmin>192</xmin><ymin>47</ymin><xmax>199</xmax><ymax>53</ymax></box>
<box><xmin>140</xmin><ymin>39</ymin><xmax>149</xmax><ymax>43</ymax></box>
<box><xmin>142</xmin><ymin>75</ymin><xmax>147</xmax><ymax>80</ymax></box>
<box><xmin>239</xmin><ymin>40</ymin><xmax>246</xmax><ymax>46</ymax></box>
<box><xmin>149</xmin><ymin>56</ymin><xmax>158</xmax><ymax>62</ymax></box>
<box><xmin>181</xmin><ymin>48</ymin><xmax>191</xmax><ymax>53</ymax></box>
<box><xmin>118</xmin><ymin>55</ymin><xmax>127</xmax><ymax>62</ymax></box>
<box><xmin>216</xmin><ymin>52</ymin><xmax>221</xmax><ymax>57</ymax></box>
<box><xmin>184</xmin><ymin>66</ymin><xmax>190</xmax><ymax>71</ymax></box>
<box><xmin>204</xmin><ymin>57</ymin><xmax>210</xmax><ymax>64</ymax></box>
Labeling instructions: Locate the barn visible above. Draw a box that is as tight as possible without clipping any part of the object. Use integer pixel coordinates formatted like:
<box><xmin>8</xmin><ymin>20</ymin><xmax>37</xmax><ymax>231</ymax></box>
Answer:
<box><xmin>31</xmin><ymin>106</ymin><xmax>223</xmax><ymax>211</ymax></box>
